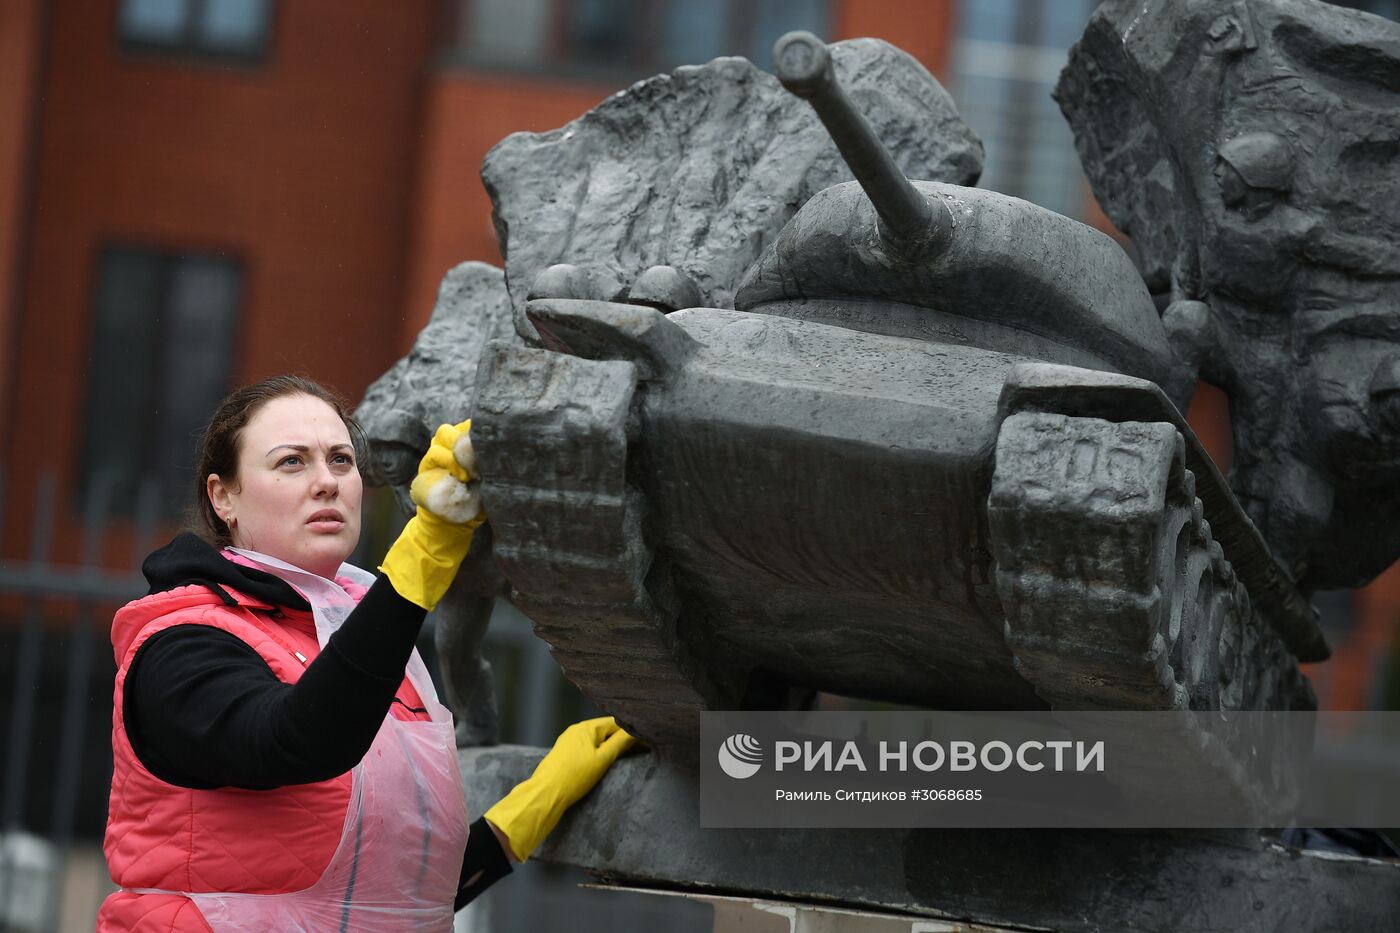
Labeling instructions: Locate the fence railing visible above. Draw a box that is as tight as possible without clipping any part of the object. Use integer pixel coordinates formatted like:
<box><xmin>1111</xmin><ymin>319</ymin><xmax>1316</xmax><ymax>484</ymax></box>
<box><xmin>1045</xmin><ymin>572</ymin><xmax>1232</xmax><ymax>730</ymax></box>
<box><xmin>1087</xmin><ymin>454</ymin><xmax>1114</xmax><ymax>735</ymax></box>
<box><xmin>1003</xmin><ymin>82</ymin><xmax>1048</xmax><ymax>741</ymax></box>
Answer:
<box><xmin>0</xmin><ymin>470</ymin><xmax>158</xmax><ymax>932</ymax></box>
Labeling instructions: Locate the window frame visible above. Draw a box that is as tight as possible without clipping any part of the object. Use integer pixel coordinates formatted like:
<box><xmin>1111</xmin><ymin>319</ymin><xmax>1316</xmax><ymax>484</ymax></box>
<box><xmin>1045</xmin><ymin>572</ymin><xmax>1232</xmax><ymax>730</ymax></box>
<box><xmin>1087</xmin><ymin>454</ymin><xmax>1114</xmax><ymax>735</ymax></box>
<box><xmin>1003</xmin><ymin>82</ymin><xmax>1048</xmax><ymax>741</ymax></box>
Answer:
<box><xmin>439</xmin><ymin>0</ymin><xmax>832</xmax><ymax>81</ymax></box>
<box><xmin>116</xmin><ymin>0</ymin><xmax>278</xmax><ymax>68</ymax></box>
<box><xmin>949</xmin><ymin>0</ymin><xmax>1096</xmax><ymax>220</ymax></box>
<box><xmin>77</xmin><ymin>240</ymin><xmax>246</xmax><ymax>518</ymax></box>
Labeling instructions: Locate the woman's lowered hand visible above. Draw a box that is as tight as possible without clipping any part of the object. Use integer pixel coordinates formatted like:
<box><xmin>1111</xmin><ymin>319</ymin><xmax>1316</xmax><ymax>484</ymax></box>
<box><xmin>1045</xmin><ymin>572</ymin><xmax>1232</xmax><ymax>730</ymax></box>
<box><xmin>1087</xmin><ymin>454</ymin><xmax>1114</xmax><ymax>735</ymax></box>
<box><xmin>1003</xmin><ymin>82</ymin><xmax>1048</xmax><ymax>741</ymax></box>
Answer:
<box><xmin>484</xmin><ymin>717</ymin><xmax>637</xmax><ymax>862</ymax></box>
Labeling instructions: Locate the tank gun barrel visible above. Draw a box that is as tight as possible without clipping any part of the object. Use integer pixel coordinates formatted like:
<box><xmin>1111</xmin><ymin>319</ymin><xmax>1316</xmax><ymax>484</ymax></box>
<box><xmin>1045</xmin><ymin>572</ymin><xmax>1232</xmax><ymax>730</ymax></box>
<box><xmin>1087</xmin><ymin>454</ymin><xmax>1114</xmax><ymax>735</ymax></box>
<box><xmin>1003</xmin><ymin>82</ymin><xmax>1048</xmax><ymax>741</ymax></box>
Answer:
<box><xmin>773</xmin><ymin>31</ymin><xmax>951</xmax><ymax>252</ymax></box>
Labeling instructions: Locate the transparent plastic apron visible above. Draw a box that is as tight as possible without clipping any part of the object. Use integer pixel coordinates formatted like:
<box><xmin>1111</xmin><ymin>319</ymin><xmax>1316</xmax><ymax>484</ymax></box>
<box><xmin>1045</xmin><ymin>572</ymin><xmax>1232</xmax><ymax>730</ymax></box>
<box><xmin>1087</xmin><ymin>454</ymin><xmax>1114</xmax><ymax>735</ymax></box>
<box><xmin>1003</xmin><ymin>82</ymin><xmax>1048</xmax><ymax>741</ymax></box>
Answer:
<box><xmin>131</xmin><ymin>550</ymin><xmax>469</xmax><ymax>932</ymax></box>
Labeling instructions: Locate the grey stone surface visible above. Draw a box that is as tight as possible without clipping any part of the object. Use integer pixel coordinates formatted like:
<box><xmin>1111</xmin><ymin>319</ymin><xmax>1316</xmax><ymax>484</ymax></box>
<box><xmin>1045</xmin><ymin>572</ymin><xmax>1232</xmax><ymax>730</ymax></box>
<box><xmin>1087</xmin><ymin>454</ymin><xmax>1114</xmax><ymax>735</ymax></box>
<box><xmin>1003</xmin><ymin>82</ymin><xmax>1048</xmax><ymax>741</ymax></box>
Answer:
<box><xmin>481</xmin><ymin>38</ymin><xmax>983</xmax><ymax>341</ymax></box>
<box><xmin>461</xmin><ymin>746</ymin><xmax>1400</xmax><ymax>933</ymax></box>
<box><xmin>992</xmin><ymin>410</ymin><xmax>1309</xmax><ymax>712</ymax></box>
<box><xmin>741</xmin><ymin>30</ymin><xmax>1172</xmax><ymax>388</ymax></box>
<box><xmin>990</xmin><ymin>369</ymin><xmax>1318</xmax><ymax>820</ymax></box>
<box><xmin>1056</xmin><ymin>0</ymin><xmax>1400</xmax><ymax>590</ymax></box>
<box><xmin>770</xmin><ymin>31</ymin><xmax>955</xmax><ymax>253</ymax></box>
<box><xmin>358</xmin><ymin>261</ymin><xmax>516</xmax><ymax>493</ymax></box>
<box><xmin>356</xmin><ymin>260</ymin><xmax>517</xmax><ymax>745</ymax></box>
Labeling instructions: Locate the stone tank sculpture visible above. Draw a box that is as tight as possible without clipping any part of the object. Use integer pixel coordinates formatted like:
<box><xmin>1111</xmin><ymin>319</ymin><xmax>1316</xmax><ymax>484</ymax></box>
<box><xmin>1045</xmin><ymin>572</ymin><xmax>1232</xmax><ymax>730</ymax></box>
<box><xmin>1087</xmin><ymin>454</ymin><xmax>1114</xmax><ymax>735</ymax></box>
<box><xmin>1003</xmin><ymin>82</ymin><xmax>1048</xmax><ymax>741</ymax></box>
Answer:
<box><xmin>358</xmin><ymin>4</ymin><xmax>1400</xmax><ymax>929</ymax></box>
<box><xmin>359</xmin><ymin>36</ymin><xmax>988</xmax><ymax>745</ymax></box>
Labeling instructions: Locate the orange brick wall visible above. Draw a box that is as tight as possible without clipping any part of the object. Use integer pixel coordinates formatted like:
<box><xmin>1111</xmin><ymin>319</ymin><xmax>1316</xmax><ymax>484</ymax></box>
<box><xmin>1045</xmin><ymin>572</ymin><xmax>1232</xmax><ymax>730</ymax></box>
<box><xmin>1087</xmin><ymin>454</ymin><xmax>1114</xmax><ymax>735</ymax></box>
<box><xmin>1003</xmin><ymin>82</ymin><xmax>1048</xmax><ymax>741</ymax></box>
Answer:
<box><xmin>399</xmin><ymin>73</ymin><xmax>616</xmax><ymax>345</ymax></box>
<box><xmin>0</xmin><ymin>0</ymin><xmax>43</xmax><ymax>457</ymax></box>
<box><xmin>833</xmin><ymin>0</ymin><xmax>955</xmax><ymax>78</ymax></box>
<box><xmin>1305</xmin><ymin>565</ymin><xmax>1400</xmax><ymax>710</ymax></box>
<box><xmin>2</xmin><ymin>0</ymin><xmax>436</xmax><ymax>560</ymax></box>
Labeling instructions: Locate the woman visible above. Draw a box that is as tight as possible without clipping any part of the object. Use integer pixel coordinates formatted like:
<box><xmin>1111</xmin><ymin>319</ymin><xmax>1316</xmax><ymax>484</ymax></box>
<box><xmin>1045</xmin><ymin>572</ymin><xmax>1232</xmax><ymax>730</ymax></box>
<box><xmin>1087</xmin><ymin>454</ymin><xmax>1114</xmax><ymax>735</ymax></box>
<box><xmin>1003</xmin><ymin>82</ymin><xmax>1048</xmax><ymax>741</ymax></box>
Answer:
<box><xmin>99</xmin><ymin>375</ymin><xmax>633</xmax><ymax>931</ymax></box>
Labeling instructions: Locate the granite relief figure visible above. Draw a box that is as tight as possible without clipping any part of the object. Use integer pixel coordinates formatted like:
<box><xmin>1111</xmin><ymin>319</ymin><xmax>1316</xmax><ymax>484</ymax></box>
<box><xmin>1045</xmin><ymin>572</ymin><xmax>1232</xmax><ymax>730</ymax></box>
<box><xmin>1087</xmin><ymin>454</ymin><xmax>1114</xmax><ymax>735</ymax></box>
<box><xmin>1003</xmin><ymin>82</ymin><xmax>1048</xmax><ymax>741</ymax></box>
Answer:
<box><xmin>358</xmin><ymin>2</ymin><xmax>1400</xmax><ymax>929</ymax></box>
<box><xmin>1056</xmin><ymin>0</ymin><xmax>1400</xmax><ymax>591</ymax></box>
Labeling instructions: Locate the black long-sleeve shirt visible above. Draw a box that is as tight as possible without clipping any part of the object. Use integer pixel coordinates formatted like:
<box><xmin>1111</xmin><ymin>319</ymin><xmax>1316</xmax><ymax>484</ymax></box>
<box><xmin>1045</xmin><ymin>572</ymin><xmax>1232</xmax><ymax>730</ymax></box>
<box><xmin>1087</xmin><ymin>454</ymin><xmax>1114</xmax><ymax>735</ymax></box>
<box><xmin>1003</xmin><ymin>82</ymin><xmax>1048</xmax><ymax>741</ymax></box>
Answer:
<box><xmin>124</xmin><ymin>533</ymin><xmax>510</xmax><ymax>909</ymax></box>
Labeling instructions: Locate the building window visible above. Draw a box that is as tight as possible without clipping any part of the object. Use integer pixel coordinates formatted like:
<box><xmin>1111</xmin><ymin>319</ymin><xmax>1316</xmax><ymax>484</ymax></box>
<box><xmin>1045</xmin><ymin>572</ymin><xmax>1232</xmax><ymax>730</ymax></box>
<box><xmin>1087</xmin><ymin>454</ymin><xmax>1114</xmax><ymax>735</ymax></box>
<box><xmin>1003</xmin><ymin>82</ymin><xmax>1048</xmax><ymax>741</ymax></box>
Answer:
<box><xmin>447</xmin><ymin>0</ymin><xmax>829</xmax><ymax>76</ymax></box>
<box><xmin>117</xmin><ymin>0</ymin><xmax>274</xmax><ymax>62</ymax></box>
<box><xmin>80</xmin><ymin>245</ymin><xmax>242</xmax><ymax>515</ymax></box>
<box><xmin>951</xmin><ymin>0</ymin><xmax>1097</xmax><ymax>220</ymax></box>
<box><xmin>1327</xmin><ymin>0</ymin><xmax>1400</xmax><ymax>20</ymax></box>
<box><xmin>566</xmin><ymin>0</ymin><xmax>646</xmax><ymax>65</ymax></box>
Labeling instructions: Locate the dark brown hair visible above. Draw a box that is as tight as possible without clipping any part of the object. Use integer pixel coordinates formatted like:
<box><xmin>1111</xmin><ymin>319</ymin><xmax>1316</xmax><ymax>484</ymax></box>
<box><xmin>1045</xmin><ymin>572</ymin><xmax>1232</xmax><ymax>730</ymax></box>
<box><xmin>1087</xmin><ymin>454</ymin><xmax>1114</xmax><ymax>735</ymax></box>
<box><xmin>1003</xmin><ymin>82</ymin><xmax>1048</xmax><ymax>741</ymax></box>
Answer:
<box><xmin>191</xmin><ymin>374</ymin><xmax>363</xmax><ymax>547</ymax></box>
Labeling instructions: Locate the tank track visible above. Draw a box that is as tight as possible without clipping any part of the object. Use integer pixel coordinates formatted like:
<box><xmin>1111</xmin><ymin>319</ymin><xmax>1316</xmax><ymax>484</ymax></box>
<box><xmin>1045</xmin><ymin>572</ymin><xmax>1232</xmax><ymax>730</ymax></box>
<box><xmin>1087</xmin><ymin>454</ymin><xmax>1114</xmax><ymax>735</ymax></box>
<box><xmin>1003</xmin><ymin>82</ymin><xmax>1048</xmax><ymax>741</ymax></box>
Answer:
<box><xmin>988</xmin><ymin>410</ymin><xmax>1314</xmax><ymax>818</ymax></box>
<box><xmin>472</xmin><ymin>341</ymin><xmax>737</xmax><ymax>746</ymax></box>
<box><xmin>989</xmin><ymin>411</ymin><xmax>1312</xmax><ymax>715</ymax></box>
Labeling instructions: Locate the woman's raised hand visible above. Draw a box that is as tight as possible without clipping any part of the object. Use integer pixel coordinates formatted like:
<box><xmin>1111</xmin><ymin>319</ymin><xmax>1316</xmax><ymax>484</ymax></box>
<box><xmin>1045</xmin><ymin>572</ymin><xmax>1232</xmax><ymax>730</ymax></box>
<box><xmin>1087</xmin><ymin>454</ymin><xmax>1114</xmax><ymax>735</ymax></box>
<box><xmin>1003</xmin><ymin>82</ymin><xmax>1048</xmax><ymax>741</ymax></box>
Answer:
<box><xmin>410</xmin><ymin>421</ymin><xmax>481</xmax><ymax>524</ymax></box>
<box><xmin>379</xmin><ymin>420</ymin><xmax>487</xmax><ymax>610</ymax></box>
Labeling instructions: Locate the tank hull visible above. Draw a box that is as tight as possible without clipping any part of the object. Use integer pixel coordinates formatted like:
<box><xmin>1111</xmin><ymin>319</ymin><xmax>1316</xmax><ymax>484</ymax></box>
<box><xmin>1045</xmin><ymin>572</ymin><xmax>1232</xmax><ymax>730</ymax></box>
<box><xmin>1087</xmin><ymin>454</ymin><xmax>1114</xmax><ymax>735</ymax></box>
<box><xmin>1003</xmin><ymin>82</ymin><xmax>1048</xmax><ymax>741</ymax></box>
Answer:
<box><xmin>641</xmin><ymin>309</ymin><xmax>1040</xmax><ymax>709</ymax></box>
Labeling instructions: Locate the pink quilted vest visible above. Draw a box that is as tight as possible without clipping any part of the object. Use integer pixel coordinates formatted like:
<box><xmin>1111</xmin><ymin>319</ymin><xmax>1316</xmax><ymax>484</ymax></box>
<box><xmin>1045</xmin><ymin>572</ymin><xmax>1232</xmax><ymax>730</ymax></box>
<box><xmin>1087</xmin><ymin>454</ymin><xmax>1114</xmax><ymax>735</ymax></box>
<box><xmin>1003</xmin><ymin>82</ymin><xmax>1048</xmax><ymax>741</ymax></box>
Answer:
<box><xmin>98</xmin><ymin>581</ymin><xmax>428</xmax><ymax>932</ymax></box>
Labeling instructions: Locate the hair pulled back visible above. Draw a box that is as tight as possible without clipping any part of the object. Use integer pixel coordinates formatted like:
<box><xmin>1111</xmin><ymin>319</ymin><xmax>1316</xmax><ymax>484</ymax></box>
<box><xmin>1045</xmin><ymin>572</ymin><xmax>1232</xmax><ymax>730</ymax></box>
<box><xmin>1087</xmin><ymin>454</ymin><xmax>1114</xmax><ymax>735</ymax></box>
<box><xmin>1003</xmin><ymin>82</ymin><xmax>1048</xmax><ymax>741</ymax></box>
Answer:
<box><xmin>192</xmin><ymin>374</ymin><xmax>362</xmax><ymax>547</ymax></box>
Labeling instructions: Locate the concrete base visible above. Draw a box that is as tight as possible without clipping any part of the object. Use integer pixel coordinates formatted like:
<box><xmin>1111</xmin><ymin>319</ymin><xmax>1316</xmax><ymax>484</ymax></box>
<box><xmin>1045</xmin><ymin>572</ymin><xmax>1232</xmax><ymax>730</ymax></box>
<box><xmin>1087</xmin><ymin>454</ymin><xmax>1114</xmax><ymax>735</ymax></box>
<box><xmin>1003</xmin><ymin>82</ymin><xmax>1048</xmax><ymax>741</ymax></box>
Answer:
<box><xmin>463</xmin><ymin>746</ymin><xmax>1400</xmax><ymax>933</ymax></box>
<box><xmin>588</xmin><ymin>884</ymin><xmax>1023</xmax><ymax>932</ymax></box>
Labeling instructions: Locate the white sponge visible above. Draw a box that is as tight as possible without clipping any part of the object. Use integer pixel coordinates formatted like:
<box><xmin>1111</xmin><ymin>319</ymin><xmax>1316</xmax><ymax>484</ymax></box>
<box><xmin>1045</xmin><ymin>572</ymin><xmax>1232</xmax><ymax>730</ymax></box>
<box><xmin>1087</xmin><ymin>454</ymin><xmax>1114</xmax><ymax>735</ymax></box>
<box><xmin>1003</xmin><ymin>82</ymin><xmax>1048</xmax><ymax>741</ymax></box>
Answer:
<box><xmin>413</xmin><ymin>470</ymin><xmax>481</xmax><ymax>525</ymax></box>
<box><xmin>454</xmin><ymin>432</ymin><xmax>477</xmax><ymax>477</ymax></box>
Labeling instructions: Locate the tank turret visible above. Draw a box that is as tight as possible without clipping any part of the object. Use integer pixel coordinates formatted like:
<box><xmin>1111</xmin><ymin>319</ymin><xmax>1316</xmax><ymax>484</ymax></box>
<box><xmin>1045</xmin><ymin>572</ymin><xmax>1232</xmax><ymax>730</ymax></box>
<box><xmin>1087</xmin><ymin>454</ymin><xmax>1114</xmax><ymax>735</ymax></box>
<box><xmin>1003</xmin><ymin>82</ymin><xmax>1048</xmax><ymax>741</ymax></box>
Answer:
<box><xmin>742</xmin><ymin>32</ymin><xmax>1174</xmax><ymax>389</ymax></box>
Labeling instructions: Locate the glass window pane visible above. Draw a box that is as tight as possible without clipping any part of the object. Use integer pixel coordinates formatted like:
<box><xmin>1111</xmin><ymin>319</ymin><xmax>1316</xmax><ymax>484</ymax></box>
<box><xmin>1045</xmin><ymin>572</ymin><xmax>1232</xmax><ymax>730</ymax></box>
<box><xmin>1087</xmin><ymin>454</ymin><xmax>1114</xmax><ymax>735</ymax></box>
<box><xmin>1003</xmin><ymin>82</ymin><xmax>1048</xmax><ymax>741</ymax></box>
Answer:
<box><xmin>198</xmin><ymin>0</ymin><xmax>272</xmax><ymax>52</ymax></box>
<box><xmin>749</xmin><ymin>0</ymin><xmax>829</xmax><ymax>68</ymax></box>
<box><xmin>1040</xmin><ymin>0</ymin><xmax>1096</xmax><ymax>51</ymax></box>
<box><xmin>954</xmin><ymin>0</ymin><xmax>1093</xmax><ymax>220</ymax></box>
<box><xmin>958</xmin><ymin>0</ymin><xmax>1018</xmax><ymax>43</ymax></box>
<box><xmin>118</xmin><ymin>0</ymin><xmax>191</xmax><ymax>42</ymax></box>
<box><xmin>664</xmin><ymin>0</ymin><xmax>726</xmax><ymax>67</ymax></box>
<box><xmin>567</xmin><ymin>0</ymin><xmax>642</xmax><ymax>64</ymax></box>
<box><xmin>157</xmin><ymin>255</ymin><xmax>241</xmax><ymax>510</ymax></box>
<box><xmin>83</xmin><ymin>248</ymin><xmax>165</xmax><ymax>507</ymax></box>
<box><xmin>1022</xmin><ymin>84</ymin><xmax>1083</xmax><ymax>217</ymax></box>
<box><xmin>950</xmin><ymin>71</ymin><xmax>1010</xmax><ymax>183</ymax></box>
<box><xmin>467</xmin><ymin>0</ymin><xmax>551</xmax><ymax>66</ymax></box>
<box><xmin>1330</xmin><ymin>0</ymin><xmax>1400</xmax><ymax>21</ymax></box>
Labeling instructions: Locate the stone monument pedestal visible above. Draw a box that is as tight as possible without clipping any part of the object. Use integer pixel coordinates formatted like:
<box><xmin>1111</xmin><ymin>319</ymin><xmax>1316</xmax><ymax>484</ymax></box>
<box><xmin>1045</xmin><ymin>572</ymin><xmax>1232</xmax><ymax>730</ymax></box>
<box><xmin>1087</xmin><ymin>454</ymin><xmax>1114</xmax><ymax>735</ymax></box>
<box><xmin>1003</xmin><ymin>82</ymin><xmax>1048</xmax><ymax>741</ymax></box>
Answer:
<box><xmin>462</xmin><ymin>746</ymin><xmax>1400</xmax><ymax>933</ymax></box>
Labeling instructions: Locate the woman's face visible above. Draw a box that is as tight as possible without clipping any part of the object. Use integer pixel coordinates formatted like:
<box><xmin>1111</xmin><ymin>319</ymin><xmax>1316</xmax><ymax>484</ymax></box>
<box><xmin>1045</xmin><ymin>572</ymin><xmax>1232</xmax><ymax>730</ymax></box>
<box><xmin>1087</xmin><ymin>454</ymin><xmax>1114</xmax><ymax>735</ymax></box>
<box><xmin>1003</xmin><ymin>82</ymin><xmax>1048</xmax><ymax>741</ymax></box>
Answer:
<box><xmin>207</xmin><ymin>393</ymin><xmax>363</xmax><ymax>580</ymax></box>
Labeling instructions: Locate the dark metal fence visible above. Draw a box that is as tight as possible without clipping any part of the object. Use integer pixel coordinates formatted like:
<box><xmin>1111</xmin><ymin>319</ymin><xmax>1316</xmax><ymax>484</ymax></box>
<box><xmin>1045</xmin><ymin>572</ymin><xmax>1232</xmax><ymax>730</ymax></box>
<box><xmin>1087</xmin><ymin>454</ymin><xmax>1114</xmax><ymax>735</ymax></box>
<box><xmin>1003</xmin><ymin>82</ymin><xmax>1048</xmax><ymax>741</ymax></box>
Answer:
<box><xmin>0</xmin><ymin>470</ymin><xmax>156</xmax><ymax>932</ymax></box>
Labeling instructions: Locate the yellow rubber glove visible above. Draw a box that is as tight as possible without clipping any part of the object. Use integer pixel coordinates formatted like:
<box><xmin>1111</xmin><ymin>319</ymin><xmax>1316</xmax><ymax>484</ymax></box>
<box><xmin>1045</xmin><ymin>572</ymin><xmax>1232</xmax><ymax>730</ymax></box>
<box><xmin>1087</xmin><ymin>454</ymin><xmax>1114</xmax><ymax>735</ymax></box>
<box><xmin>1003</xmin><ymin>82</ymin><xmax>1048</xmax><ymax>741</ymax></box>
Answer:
<box><xmin>484</xmin><ymin>717</ymin><xmax>637</xmax><ymax>862</ymax></box>
<box><xmin>379</xmin><ymin>420</ymin><xmax>486</xmax><ymax>611</ymax></box>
